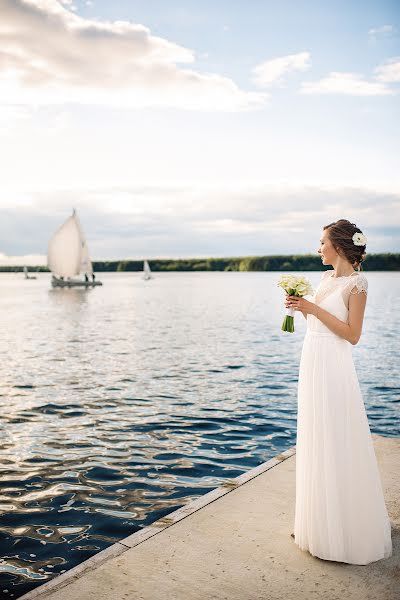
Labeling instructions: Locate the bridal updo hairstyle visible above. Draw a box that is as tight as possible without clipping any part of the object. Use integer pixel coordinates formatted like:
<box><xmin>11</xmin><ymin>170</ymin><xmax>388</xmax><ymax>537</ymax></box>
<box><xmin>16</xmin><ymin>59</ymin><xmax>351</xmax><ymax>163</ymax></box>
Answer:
<box><xmin>323</xmin><ymin>219</ymin><xmax>367</xmax><ymax>271</ymax></box>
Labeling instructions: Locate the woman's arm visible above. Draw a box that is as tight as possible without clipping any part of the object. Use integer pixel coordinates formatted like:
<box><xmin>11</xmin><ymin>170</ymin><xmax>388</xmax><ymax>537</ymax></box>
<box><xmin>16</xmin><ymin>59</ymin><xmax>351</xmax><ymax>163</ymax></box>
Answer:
<box><xmin>286</xmin><ymin>288</ymin><xmax>367</xmax><ymax>344</ymax></box>
<box><xmin>311</xmin><ymin>292</ymin><xmax>367</xmax><ymax>344</ymax></box>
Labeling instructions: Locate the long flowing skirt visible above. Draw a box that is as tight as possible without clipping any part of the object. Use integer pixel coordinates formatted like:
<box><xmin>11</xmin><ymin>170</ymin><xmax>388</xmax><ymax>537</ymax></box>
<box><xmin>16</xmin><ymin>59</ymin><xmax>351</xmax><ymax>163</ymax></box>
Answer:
<box><xmin>294</xmin><ymin>331</ymin><xmax>393</xmax><ymax>565</ymax></box>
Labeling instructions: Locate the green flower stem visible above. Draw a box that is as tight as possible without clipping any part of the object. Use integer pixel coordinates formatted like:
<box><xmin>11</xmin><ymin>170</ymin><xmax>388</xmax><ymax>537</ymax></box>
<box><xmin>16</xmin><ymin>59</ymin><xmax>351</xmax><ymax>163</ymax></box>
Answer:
<box><xmin>281</xmin><ymin>315</ymin><xmax>294</xmax><ymax>333</ymax></box>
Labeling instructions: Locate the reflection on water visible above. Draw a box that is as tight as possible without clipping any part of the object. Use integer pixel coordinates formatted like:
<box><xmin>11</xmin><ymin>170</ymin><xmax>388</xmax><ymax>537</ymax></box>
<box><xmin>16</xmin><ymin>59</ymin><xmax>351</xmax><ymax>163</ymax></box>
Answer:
<box><xmin>48</xmin><ymin>286</ymin><xmax>92</xmax><ymax>304</ymax></box>
<box><xmin>0</xmin><ymin>271</ymin><xmax>399</xmax><ymax>598</ymax></box>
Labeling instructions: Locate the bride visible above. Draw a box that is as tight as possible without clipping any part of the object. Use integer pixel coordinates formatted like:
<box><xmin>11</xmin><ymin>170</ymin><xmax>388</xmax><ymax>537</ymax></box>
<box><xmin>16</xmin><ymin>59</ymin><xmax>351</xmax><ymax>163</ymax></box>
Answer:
<box><xmin>285</xmin><ymin>218</ymin><xmax>392</xmax><ymax>565</ymax></box>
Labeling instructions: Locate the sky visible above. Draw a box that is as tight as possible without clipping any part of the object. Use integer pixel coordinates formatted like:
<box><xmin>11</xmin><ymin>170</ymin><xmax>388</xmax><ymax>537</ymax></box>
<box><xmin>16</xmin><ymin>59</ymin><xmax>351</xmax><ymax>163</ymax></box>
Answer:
<box><xmin>0</xmin><ymin>0</ymin><xmax>399</xmax><ymax>264</ymax></box>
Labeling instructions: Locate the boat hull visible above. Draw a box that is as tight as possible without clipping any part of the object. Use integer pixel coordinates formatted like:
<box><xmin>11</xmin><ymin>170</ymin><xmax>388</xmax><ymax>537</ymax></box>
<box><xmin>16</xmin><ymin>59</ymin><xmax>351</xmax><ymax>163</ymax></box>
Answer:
<box><xmin>51</xmin><ymin>277</ymin><xmax>102</xmax><ymax>288</ymax></box>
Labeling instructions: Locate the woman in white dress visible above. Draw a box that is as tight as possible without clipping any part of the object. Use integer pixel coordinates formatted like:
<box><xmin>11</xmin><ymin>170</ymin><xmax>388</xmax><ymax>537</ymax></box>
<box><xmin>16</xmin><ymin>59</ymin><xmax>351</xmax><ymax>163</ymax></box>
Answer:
<box><xmin>285</xmin><ymin>219</ymin><xmax>392</xmax><ymax>565</ymax></box>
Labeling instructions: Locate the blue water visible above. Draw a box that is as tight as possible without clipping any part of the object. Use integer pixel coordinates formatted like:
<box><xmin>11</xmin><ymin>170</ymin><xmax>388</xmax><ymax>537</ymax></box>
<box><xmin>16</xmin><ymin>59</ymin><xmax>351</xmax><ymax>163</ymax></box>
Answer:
<box><xmin>0</xmin><ymin>271</ymin><xmax>399</xmax><ymax>598</ymax></box>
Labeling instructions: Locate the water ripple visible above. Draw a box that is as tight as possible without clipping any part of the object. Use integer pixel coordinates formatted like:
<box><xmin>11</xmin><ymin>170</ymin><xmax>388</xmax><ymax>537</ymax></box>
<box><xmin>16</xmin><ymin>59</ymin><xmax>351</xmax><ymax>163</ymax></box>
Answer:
<box><xmin>0</xmin><ymin>271</ymin><xmax>398</xmax><ymax>598</ymax></box>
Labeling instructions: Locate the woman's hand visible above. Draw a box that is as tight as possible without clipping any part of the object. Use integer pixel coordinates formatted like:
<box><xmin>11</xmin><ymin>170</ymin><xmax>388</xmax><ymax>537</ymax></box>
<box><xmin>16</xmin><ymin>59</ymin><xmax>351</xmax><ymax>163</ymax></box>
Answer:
<box><xmin>285</xmin><ymin>294</ymin><xmax>316</xmax><ymax>316</ymax></box>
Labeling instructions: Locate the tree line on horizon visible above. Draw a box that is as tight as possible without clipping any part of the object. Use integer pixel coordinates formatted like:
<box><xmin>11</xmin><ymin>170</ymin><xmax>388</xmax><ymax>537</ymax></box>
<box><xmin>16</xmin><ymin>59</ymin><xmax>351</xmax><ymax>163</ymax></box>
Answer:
<box><xmin>1</xmin><ymin>253</ymin><xmax>399</xmax><ymax>272</ymax></box>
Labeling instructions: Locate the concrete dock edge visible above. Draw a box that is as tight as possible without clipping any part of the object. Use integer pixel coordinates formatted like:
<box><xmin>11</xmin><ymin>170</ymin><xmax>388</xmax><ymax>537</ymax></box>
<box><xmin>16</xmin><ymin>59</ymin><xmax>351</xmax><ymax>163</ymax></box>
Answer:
<box><xmin>19</xmin><ymin>434</ymin><xmax>399</xmax><ymax>600</ymax></box>
<box><xmin>20</xmin><ymin>447</ymin><xmax>296</xmax><ymax>599</ymax></box>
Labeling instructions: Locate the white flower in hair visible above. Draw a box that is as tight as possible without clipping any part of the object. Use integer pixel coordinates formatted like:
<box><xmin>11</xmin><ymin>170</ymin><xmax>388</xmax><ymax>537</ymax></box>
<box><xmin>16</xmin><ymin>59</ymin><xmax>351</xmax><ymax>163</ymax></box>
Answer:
<box><xmin>352</xmin><ymin>232</ymin><xmax>367</xmax><ymax>246</ymax></box>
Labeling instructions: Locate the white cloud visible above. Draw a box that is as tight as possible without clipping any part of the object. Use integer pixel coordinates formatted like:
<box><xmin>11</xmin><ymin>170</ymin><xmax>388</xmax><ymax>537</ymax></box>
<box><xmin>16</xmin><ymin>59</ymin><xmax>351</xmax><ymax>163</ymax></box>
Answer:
<box><xmin>0</xmin><ymin>252</ymin><xmax>46</xmax><ymax>266</ymax></box>
<box><xmin>0</xmin><ymin>105</ymin><xmax>31</xmax><ymax>130</ymax></box>
<box><xmin>368</xmin><ymin>25</ymin><xmax>395</xmax><ymax>39</ymax></box>
<box><xmin>0</xmin><ymin>0</ymin><xmax>266</xmax><ymax>111</ymax></box>
<box><xmin>59</xmin><ymin>0</ymin><xmax>77</xmax><ymax>10</ymax></box>
<box><xmin>0</xmin><ymin>184</ymin><xmax>398</xmax><ymax>263</ymax></box>
<box><xmin>374</xmin><ymin>57</ymin><xmax>400</xmax><ymax>83</ymax></box>
<box><xmin>252</xmin><ymin>52</ymin><xmax>311</xmax><ymax>87</ymax></box>
<box><xmin>300</xmin><ymin>72</ymin><xmax>393</xmax><ymax>96</ymax></box>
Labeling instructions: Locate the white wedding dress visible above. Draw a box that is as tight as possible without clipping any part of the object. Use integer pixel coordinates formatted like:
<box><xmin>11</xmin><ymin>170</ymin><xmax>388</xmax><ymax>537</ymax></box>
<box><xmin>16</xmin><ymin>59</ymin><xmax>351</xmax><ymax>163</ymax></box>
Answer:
<box><xmin>293</xmin><ymin>269</ymin><xmax>393</xmax><ymax>564</ymax></box>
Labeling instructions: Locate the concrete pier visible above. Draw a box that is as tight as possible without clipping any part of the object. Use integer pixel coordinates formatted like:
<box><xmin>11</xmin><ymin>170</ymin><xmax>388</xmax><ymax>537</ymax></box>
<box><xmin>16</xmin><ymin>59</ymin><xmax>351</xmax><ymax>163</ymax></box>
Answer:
<box><xmin>21</xmin><ymin>434</ymin><xmax>399</xmax><ymax>600</ymax></box>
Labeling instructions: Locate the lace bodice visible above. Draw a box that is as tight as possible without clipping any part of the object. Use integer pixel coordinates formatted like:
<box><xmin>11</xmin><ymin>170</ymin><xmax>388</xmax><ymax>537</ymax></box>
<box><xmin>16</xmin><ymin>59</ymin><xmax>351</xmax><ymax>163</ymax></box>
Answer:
<box><xmin>313</xmin><ymin>270</ymin><xmax>368</xmax><ymax>307</ymax></box>
<box><xmin>306</xmin><ymin>270</ymin><xmax>368</xmax><ymax>338</ymax></box>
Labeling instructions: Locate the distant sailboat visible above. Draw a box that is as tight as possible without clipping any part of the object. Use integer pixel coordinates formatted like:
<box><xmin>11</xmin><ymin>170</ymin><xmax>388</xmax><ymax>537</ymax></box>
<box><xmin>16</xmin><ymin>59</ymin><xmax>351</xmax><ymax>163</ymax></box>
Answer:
<box><xmin>23</xmin><ymin>266</ymin><xmax>37</xmax><ymax>280</ymax></box>
<box><xmin>142</xmin><ymin>260</ymin><xmax>153</xmax><ymax>280</ymax></box>
<box><xmin>47</xmin><ymin>209</ymin><xmax>102</xmax><ymax>288</ymax></box>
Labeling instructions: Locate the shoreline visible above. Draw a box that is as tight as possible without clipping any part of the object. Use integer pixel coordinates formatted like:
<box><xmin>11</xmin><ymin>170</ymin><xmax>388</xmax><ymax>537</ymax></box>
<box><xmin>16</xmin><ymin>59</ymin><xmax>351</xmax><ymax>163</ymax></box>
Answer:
<box><xmin>1</xmin><ymin>252</ymin><xmax>399</xmax><ymax>273</ymax></box>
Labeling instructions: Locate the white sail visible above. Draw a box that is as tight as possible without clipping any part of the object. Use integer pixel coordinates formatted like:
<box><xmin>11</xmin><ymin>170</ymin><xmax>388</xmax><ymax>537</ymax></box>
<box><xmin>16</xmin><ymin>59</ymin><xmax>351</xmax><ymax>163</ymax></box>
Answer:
<box><xmin>74</xmin><ymin>212</ymin><xmax>93</xmax><ymax>275</ymax></box>
<box><xmin>47</xmin><ymin>209</ymin><xmax>102</xmax><ymax>287</ymax></box>
<box><xmin>48</xmin><ymin>212</ymin><xmax>81</xmax><ymax>278</ymax></box>
<box><xmin>23</xmin><ymin>266</ymin><xmax>28</xmax><ymax>277</ymax></box>
<box><xmin>47</xmin><ymin>209</ymin><xmax>94</xmax><ymax>278</ymax></box>
<box><xmin>143</xmin><ymin>260</ymin><xmax>152</xmax><ymax>280</ymax></box>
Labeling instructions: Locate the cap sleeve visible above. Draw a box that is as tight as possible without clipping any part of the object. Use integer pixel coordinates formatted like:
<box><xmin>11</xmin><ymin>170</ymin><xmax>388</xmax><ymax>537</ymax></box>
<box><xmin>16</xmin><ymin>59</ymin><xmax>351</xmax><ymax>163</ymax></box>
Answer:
<box><xmin>349</xmin><ymin>273</ymin><xmax>368</xmax><ymax>296</ymax></box>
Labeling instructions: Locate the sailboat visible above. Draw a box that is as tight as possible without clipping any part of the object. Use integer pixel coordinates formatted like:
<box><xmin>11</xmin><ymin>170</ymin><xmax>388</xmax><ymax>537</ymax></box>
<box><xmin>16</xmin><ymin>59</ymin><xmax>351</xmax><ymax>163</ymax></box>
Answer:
<box><xmin>142</xmin><ymin>260</ymin><xmax>153</xmax><ymax>280</ymax></box>
<box><xmin>47</xmin><ymin>209</ymin><xmax>103</xmax><ymax>288</ymax></box>
<box><xmin>23</xmin><ymin>266</ymin><xmax>37</xmax><ymax>280</ymax></box>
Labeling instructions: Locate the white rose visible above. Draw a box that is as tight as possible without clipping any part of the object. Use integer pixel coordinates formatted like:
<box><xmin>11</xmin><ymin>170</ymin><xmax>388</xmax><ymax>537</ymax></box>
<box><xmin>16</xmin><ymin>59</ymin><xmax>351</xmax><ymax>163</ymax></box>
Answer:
<box><xmin>352</xmin><ymin>232</ymin><xmax>367</xmax><ymax>246</ymax></box>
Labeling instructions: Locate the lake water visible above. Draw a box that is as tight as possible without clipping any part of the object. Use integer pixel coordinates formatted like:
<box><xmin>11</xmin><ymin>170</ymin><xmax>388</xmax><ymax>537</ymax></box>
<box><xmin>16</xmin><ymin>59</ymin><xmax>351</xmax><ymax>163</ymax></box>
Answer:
<box><xmin>0</xmin><ymin>271</ymin><xmax>399</xmax><ymax>598</ymax></box>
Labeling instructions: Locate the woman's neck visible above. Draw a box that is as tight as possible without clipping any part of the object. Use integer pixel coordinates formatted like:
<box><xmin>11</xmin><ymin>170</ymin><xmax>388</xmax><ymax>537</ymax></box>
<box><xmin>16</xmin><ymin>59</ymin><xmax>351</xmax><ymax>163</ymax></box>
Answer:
<box><xmin>332</xmin><ymin>268</ymin><xmax>357</xmax><ymax>278</ymax></box>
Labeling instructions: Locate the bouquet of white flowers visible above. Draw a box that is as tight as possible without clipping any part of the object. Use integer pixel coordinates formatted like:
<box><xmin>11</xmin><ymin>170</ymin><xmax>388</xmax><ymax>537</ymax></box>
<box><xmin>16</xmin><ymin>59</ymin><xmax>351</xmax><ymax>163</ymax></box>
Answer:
<box><xmin>277</xmin><ymin>274</ymin><xmax>314</xmax><ymax>333</ymax></box>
